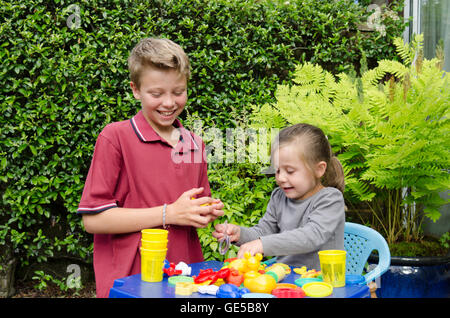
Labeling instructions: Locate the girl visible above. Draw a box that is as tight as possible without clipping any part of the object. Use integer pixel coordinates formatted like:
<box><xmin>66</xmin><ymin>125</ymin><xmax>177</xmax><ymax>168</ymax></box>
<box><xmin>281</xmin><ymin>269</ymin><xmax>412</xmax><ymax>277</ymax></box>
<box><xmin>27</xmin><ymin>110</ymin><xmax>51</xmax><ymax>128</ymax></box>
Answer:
<box><xmin>213</xmin><ymin>123</ymin><xmax>345</xmax><ymax>269</ymax></box>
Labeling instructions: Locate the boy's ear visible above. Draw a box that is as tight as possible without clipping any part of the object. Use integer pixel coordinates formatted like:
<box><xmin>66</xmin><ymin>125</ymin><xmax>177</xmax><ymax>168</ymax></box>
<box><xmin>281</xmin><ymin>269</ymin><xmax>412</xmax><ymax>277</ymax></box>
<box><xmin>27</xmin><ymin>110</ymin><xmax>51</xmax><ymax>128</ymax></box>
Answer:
<box><xmin>315</xmin><ymin>161</ymin><xmax>327</xmax><ymax>178</ymax></box>
<box><xmin>130</xmin><ymin>81</ymin><xmax>140</xmax><ymax>100</ymax></box>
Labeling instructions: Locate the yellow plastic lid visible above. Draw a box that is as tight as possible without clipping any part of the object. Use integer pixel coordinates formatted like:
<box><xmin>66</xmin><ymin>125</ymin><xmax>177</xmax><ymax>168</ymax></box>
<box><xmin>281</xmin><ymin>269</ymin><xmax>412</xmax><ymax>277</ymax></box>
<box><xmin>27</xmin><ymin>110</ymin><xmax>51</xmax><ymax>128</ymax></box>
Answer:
<box><xmin>302</xmin><ymin>282</ymin><xmax>333</xmax><ymax>297</ymax></box>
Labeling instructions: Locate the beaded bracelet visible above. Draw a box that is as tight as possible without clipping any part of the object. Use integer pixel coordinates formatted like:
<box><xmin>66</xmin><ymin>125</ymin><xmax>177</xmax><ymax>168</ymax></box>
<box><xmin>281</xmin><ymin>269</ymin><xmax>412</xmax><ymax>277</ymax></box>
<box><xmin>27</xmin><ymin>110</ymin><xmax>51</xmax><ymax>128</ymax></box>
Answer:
<box><xmin>162</xmin><ymin>203</ymin><xmax>167</xmax><ymax>229</ymax></box>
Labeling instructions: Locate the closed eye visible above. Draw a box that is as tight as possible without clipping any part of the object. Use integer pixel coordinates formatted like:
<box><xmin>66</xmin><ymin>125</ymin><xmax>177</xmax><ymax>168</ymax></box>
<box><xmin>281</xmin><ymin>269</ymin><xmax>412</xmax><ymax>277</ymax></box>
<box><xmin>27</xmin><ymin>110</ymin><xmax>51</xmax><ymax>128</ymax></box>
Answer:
<box><xmin>148</xmin><ymin>91</ymin><xmax>162</xmax><ymax>97</ymax></box>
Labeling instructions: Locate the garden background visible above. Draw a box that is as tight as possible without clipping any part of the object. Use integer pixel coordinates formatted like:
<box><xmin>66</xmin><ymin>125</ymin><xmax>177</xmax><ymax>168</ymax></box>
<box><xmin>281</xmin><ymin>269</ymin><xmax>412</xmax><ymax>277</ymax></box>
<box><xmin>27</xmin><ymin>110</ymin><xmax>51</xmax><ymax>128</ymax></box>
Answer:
<box><xmin>0</xmin><ymin>0</ymin><xmax>419</xmax><ymax>296</ymax></box>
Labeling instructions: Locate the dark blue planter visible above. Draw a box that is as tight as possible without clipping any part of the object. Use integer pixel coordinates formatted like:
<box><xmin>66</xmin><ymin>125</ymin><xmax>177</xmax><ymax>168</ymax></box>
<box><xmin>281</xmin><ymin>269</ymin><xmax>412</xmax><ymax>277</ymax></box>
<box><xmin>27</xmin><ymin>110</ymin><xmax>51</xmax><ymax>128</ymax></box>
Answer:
<box><xmin>369</xmin><ymin>254</ymin><xmax>450</xmax><ymax>298</ymax></box>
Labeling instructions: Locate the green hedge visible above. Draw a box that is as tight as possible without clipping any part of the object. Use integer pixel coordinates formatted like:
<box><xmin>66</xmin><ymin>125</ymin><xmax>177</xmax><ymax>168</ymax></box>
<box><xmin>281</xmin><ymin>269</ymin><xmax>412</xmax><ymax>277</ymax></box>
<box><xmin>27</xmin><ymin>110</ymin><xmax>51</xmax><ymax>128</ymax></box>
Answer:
<box><xmin>0</xmin><ymin>0</ymin><xmax>406</xmax><ymax>272</ymax></box>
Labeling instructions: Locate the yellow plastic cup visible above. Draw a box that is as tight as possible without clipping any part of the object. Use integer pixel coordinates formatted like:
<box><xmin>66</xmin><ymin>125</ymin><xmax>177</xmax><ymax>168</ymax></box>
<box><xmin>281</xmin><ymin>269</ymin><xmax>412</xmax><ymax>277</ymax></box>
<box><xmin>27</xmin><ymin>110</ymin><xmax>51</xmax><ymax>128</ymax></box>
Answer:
<box><xmin>318</xmin><ymin>250</ymin><xmax>346</xmax><ymax>287</ymax></box>
<box><xmin>140</xmin><ymin>248</ymin><xmax>167</xmax><ymax>282</ymax></box>
<box><xmin>141</xmin><ymin>229</ymin><xmax>168</xmax><ymax>241</ymax></box>
<box><xmin>141</xmin><ymin>239</ymin><xmax>168</xmax><ymax>249</ymax></box>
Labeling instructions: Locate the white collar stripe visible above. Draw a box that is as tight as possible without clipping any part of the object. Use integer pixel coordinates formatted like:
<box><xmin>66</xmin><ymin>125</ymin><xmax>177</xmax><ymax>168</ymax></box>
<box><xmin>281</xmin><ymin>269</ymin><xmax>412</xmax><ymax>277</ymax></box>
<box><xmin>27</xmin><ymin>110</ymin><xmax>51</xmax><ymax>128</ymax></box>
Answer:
<box><xmin>131</xmin><ymin>117</ymin><xmax>146</xmax><ymax>142</ymax></box>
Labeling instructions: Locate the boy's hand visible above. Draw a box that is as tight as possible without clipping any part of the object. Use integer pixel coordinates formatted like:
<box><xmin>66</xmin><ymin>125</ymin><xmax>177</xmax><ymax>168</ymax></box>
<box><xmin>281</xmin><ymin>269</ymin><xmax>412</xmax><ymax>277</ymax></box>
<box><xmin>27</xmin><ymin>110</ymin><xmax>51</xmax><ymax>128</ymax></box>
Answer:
<box><xmin>166</xmin><ymin>187</ymin><xmax>224</xmax><ymax>228</ymax></box>
<box><xmin>237</xmin><ymin>239</ymin><xmax>263</xmax><ymax>259</ymax></box>
<box><xmin>212</xmin><ymin>222</ymin><xmax>240</xmax><ymax>242</ymax></box>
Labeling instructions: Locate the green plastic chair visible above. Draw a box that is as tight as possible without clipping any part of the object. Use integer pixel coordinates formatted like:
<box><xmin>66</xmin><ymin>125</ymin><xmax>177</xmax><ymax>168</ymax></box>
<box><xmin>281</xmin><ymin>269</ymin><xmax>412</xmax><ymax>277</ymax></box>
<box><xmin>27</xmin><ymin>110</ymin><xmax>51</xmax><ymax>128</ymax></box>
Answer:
<box><xmin>344</xmin><ymin>222</ymin><xmax>391</xmax><ymax>284</ymax></box>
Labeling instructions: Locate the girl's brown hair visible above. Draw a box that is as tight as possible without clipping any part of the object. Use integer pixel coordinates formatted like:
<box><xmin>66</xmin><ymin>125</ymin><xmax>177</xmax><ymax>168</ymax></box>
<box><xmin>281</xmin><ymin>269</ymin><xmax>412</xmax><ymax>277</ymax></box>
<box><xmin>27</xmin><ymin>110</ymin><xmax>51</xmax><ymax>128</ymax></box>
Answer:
<box><xmin>272</xmin><ymin>123</ymin><xmax>345</xmax><ymax>193</ymax></box>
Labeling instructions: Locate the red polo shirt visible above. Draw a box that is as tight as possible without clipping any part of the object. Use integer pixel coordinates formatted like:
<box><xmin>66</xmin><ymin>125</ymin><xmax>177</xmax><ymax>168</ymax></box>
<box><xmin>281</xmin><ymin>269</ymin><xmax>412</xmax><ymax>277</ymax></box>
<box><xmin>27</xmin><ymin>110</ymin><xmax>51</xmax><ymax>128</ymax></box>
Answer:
<box><xmin>77</xmin><ymin>110</ymin><xmax>209</xmax><ymax>298</ymax></box>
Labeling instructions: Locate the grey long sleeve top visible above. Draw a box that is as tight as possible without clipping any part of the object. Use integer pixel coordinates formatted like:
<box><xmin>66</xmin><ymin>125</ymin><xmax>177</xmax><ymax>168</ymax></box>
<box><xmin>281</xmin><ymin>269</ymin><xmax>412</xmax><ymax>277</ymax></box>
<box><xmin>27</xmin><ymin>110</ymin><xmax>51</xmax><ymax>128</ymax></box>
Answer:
<box><xmin>236</xmin><ymin>186</ymin><xmax>345</xmax><ymax>269</ymax></box>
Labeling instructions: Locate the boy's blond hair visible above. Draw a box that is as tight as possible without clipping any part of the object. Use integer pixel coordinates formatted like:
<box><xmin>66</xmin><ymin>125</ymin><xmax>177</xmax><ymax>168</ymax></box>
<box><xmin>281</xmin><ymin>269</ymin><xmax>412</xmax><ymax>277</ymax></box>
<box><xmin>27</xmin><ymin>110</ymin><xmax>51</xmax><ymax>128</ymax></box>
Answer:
<box><xmin>128</xmin><ymin>38</ymin><xmax>190</xmax><ymax>88</ymax></box>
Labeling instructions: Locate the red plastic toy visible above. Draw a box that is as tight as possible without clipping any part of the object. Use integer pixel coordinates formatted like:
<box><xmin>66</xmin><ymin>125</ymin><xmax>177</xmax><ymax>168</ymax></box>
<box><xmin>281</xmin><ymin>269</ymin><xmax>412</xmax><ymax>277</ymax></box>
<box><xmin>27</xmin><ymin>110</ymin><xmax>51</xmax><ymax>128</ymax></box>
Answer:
<box><xmin>193</xmin><ymin>268</ymin><xmax>230</xmax><ymax>285</ymax></box>
<box><xmin>163</xmin><ymin>262</ymin><xmax>182</xmax><ymax>276</ymax></box>
<box><xmin>271</xmin><ymin>287</ymin><xmax>306</xmax><ymax>298</ymax></box>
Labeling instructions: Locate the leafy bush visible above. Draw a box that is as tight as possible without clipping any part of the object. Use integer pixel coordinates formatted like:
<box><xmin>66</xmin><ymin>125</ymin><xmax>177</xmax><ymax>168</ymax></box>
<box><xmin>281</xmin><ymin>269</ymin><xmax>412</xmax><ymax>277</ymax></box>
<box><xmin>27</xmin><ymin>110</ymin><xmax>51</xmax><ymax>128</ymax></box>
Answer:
<box><xmin>0</xmin><ymin>0</ymin><xmax>407</xmax><ymax>276</ymax></box>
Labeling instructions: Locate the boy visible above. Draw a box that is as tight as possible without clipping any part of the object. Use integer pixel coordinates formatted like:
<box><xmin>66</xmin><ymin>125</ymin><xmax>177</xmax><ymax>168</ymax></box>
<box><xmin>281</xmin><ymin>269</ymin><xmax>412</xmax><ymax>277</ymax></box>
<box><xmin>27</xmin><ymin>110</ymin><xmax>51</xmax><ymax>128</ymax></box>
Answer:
<box><xmin>77</xmin><ymin>38</ymin><xmax>224</xmax><ymax>298</ymax></box>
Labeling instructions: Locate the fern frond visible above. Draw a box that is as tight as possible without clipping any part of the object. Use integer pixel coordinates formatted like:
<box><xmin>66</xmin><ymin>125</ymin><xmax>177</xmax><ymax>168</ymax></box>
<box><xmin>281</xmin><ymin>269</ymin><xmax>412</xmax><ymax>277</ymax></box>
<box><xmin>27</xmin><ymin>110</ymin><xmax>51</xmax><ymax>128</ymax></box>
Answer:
<box><xmin>292</xmin><ymin>62</ymin><xmax>330</xmax><ymax>94</ymax></box>
<box><xmin>345</xmin><ymin>177</ymin><xmax>376</xmax><ymax>201</ymax></box>
<box><xmin>410</xmin><ymin>33</ymin><xmax>424</xmax><ymax>57</ymax></box>
<box><xmin>394</xmin><ymin>37</ymin><xmax>413</xmax><ymax>65</ymax></box>
<box><xmin>249</xmin><ymin>103</ymin><xmax>286</xmax><ymax>129</ymax></box>
<box><xmin>393</xmin><ymin>34</ymin><xmax>424</xmax><ymax>67</ymax></box>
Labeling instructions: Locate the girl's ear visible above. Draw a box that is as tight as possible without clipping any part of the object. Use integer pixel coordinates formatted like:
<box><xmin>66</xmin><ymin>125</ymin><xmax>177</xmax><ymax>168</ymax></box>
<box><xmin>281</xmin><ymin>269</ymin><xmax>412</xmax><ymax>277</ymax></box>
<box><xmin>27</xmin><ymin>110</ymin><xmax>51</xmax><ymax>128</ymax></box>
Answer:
<box><xmin>315</xmin><ymin>161</ymin><xmax>327</xmax><ymax>179</ymax></box>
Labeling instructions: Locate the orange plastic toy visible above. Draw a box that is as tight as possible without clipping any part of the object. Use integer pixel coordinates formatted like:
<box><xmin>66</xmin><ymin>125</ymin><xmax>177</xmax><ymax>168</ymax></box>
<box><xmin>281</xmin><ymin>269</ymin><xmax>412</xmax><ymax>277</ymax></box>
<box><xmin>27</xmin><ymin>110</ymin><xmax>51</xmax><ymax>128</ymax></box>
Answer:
<box><xmin>226</xmin><ymin>268</ymin><xmax>244</xmax><ymax>287</ymax></box>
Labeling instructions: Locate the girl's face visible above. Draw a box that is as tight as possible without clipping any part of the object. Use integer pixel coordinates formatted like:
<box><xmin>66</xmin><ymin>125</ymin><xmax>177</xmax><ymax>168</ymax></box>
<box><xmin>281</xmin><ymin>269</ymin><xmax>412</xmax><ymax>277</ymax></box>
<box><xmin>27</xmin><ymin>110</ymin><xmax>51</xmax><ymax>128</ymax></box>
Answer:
<box><xmin>273</xmin><ymin>144</ymin><xmax>326</xmax><ymax>201</ymax></box>
<box><xmin>130</xmin><ymin>66</ymin><xmax>187</xmax><ymax>135</ymax></box>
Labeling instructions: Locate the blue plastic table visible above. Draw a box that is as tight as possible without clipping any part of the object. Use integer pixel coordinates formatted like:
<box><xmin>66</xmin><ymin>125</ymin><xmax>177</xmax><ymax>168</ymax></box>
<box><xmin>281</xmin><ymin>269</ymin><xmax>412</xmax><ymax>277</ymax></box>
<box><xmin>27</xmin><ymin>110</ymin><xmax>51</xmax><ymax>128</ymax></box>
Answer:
<box><xmin>108</xmin><ymin>260</ymin><xmax>370</xmax><ymax>298</ymax></box>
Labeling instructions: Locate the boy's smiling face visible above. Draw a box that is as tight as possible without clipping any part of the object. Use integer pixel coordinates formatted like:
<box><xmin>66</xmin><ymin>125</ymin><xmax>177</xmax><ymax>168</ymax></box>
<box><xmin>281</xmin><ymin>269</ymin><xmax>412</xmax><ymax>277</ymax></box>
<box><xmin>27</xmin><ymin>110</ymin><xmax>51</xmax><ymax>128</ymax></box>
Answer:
<box><xmin>130</xmin><ymin>66</ymin><xmax>187</xmax><ymax>134</ymax></box>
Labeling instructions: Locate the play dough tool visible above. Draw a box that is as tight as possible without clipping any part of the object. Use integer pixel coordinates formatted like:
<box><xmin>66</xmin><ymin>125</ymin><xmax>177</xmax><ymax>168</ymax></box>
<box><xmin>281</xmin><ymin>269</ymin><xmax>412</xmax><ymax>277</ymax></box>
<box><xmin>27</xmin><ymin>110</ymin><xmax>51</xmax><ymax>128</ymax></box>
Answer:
<box><xmin>218</xmin><ymin>220</ymin><xmax>230</xmax><ymax>255</ymax></box>
<box><xmin>302</xmin><ymin>282</ymin><xmax>333</xmax><ymax>297</ymax></box>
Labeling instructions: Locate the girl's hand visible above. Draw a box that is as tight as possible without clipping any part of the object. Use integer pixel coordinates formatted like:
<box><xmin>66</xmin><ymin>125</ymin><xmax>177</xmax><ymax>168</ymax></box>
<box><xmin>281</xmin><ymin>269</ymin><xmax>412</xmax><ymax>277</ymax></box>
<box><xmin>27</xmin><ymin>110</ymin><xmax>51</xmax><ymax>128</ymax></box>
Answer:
<box><xmin>212</xmin><ymin>222</ymin><xmax>240</xmax><ymax>242</ymax></box>
<box><xmin>237</xmin><ymin>239</ymin><xmax>263</xmax><ymax>259</ymax></box>
<box><xmin>166</xmin><ymin>187</ymin><xmax>224</xmax><ymax>228</ymax></box>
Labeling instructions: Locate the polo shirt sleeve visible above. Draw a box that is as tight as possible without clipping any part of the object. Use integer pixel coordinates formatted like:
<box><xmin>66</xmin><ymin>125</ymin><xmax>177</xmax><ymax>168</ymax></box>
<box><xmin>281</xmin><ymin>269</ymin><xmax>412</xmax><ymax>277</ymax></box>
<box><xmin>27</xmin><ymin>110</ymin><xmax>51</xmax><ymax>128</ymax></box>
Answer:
<box><xmin>77</xmin><ymin>127</ymin><xmax>121</xmax><ymax>214</ymax></box>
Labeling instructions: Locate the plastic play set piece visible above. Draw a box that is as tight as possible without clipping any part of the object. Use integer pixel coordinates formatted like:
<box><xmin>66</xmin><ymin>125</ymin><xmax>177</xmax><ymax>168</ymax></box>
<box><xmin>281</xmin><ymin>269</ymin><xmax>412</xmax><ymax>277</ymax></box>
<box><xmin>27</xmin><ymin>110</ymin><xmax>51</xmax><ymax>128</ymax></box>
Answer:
<box><xmin>175</xmin><ymin>282</ymin><xmax>197</xmax><ymax>296</ymax></box>
<box><xmin>197</xmin><ymin>284</ymin><xmax>219</xmax><ymax>295</ymax></box>
<box><xmin>163</xmin><ymin>262</ymin><xmax>182</xmax><ymax>276</ymax></box>
<box><xmin>294</xmin><ymin>277</ymin><xmax>323</xmax><ymax>287</ymax></box>
<box><xmin>158</xmin><ymin>255</ymin><xmax>335</xmax><ymax>298</ymax></box>
<box><xmin>294</xmin><ymin>266</ymin><xmax>321</xmax><ymax>278</ymax></box>
<box><xmin>272</xmin><ymin>287</ymin><xmax>306</xmax><ymax>298</ymax></box>
<box><xmin>302</xmin><ymin>282</ymin><xmax>333</xmax><ymax>297</ymax></box>
<box><xmin>345</xmin><ymin>274</ymin><xmax>365</xmax><ymax>285</ymax></box>
<box><xmin>216</xmin><ymin>284</ymin><xmax>250</xmax><ymax>298</ymax></box>
<box><xmin>168</xmin><ymin>275</ymin><xmax>194</xmax><ymax>286</ymax></box>
<box><xmin>241</xmin><ymin>293</ymin><xmax>275</xmax><ymax>298</ymax></box>
<box><xmin>193</xmin><ymin>268</ymin><xmax>230</xmax><ymax>285</ymax></box>
<box><xmin>227</xmin><ymin>268</ymin><xmax>245</xmax><ymax>286</ymax></box>
<box><xmin>275</xmin><ymin>283</ymin><xmax>297</xmax><ymax>289</ymax></box>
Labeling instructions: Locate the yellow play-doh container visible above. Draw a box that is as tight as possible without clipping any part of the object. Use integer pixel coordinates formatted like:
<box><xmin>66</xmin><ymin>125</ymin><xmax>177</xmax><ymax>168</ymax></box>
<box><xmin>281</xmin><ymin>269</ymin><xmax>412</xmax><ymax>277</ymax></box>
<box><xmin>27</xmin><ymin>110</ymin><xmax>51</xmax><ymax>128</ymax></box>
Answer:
<box><xmin>141</xmin><ymin>239</ymin><xmax>168</xmax><ymax>249</ymax></box>
<box><xmin>141</xmin><ymin>229</ymin><xmax>168</xmax><ymax>241</ymax></box>
<box><xmin>140</xmin><ymin>248</ymin><xmax>167</xmax><ymax>282</ymax></box>
<box><xmin>318</xmin><ymin>250</ymin><xmax>346</xmax><ymax>287</ymax></box>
